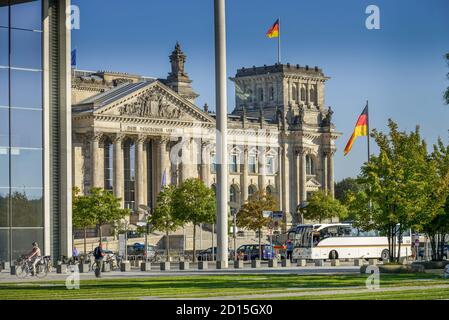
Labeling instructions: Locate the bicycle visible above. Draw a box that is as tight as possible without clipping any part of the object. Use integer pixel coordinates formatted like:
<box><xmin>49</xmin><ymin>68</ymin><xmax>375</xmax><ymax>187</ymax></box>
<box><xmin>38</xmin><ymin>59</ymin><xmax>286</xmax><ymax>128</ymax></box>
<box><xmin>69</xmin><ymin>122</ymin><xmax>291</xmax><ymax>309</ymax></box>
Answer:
<box><xmin>91</xmin><ymin>259</ymin><xmax>103</xmax><ymax>277</ymax></box>
<box><xmin>15</xmin><ymin>255</ymin><xmax>51</xmax><ymax>278</ymax></box>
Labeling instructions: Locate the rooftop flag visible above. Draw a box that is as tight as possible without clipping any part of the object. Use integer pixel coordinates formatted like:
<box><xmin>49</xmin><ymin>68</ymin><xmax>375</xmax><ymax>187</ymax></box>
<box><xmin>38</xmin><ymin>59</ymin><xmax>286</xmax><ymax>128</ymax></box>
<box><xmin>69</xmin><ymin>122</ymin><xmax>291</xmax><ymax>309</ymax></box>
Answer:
<box><xmin>266</xmin><ymin>19</ymin><xmax>280</xmax><ymax>38</ymax></box>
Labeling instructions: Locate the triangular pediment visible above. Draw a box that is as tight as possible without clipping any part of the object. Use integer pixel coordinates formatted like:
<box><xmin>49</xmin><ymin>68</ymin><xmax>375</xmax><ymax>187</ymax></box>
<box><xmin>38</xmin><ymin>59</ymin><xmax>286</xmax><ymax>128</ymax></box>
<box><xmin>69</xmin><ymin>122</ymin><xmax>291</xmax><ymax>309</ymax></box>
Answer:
<box><xmin>86</xmin><ymin>81</ymin><xmax>214</xmax><ymax>123</ymax></box>
<box><xmin>306</xmin><ymin>177</ymin><xmax>322</xmax><ymax>189</ymax></box>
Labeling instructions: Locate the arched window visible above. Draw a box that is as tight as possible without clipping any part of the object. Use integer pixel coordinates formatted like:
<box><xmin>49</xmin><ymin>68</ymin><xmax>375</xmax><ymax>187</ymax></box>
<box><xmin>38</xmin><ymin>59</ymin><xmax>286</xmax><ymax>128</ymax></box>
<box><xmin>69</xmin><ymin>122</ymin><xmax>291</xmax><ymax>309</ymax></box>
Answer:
<box><xmin>248</xmin><ymin>149</ymin><xmax>258</xmax><ymax>174</ymax></box>
<box><xmin>269</xmin><ymin>87</ymin><xmax>274</xmax><ymax>100</ymax></box>
<box><xmin>123</xmin><ymin>139</ymin><xmax>135</xmax><ymax>210</ymax></box>
<box><xmin>103</xmin><ymin>138</ymin><xmax>113</xmax><ymax>192</ymax></box>
<box><xmin>310</xmin><ymin>86</ymin><xmax>316</xmax><ymax>103</ymax></box>
<box><xmin>300</xmin><ymin>86</ymin><xmax>306</xmax><ymax>102</ymax></box>
<box><xmin>248</xmin><ymin>185</ymin><xmax>257</xmax><ymax>199</ymax></box>
<box><xmin>230</xmin><ymin>185</ymin><xmax>238</xmax><ymax>204</ymax></box>
<box><xmin>292</xmin><ymin>84</ymin><xmax>297</xmax><ymax>101</ymax></box>
<box><xmin>306</xmin><ymin>155</ymin><xmax>315</xmax><ymax>175</ymax></box>
<box><xmin>258</xmin><ymin>88</ymin><xmax>264</xmax><ymax>102</ymax></box>
<box><xmin>266</xmin><ymin>185</ymin><xmax>274</xmax><ymax>195</ymax></box>
<box><xmin>247</xmin><ymin>89</ymin><xmax>253</xmax><ymax>103</ymax></box>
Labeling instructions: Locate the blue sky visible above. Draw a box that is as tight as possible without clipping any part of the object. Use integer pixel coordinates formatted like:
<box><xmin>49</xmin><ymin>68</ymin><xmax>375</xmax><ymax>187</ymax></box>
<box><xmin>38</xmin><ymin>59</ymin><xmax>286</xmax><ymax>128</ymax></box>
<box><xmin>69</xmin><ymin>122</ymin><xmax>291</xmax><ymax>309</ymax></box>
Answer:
<box><xmin>71</xmin><ymin>0</ymin><xmax>449</xmax><ymax>181</ymax></box>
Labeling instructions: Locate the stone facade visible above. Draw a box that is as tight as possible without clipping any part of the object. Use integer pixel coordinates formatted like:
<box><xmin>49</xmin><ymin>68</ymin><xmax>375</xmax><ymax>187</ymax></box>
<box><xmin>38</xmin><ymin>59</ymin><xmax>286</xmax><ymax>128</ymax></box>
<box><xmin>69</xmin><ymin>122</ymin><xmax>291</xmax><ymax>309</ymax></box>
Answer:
<box><xmin>71</xmin><ymin>43</ymin><xmax>340</xmax><ymax>229</ymax></box>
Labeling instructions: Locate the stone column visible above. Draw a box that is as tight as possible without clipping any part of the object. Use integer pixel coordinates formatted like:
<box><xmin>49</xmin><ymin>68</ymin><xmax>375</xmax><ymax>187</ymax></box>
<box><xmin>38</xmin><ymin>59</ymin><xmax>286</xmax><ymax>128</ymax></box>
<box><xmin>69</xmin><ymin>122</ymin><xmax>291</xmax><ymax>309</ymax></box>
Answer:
<box><xmin>200</xmin><ymin>141</ymin><xmax>210</xmax><ymax>186</ymax></box>
<box><xmin>158</xmin><ymin>138</ymin><xmax>169</xmax><ymax>192</ymax></box>
<box><xmin>258</xmin><ymin>146</ymin><xmax>266</xmax><ymax>192</ymax></box>
<box><xmin>181</xmin><ymin>138</ymin><xmax>192</xmax><ymax>182</ymax></box>
<box><xmin>274</xmin><ymin>146</ymin><xmax>282</xmax><ymax>210</ymax></box>
<box><xmin>240</xmin><ymin>146</ymin><xmax>248</xmax><ymax>203</ymax></box>
<box><xmin>322</xmin><ymin>151</ymin><xmax>328</xmax><ymax>192</ymax></box>
<box><xmin>90</xmin><ymin>132</ymin><xmax>103</xmax><ymax>189</ymax></box>
<box><xmin>135</xmin><ymin>135</ymin><xmax>145</xmax><ymax>210</ymax></box>
<box><xmin>113</xmin><ymin>134</ymin><xmax>125</xmax><ymax>207</ymax></box>
<box><xmin>306</xmin><ymin>82</ymin><xmax>310</xmax><ymax>106</ymax></box>
<box><xmin>300</xmin><ymin>149</ymin><xmax>307</xmax><ymax>203</ymax></box>
<box><xmin>327</xmin><ymin>150</ymin><xmax>335</xmax><ymax>197</ymax></box>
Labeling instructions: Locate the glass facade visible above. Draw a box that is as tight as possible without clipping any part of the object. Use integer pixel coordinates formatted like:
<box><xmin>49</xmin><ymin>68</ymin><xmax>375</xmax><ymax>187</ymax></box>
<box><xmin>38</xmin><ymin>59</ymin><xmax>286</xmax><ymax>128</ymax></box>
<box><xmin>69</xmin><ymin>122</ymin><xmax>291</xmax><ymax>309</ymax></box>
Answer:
<box><xmin>0</xmin><ymin>0</ymin><xmax>43</xmax><ymax>262</ymax></box>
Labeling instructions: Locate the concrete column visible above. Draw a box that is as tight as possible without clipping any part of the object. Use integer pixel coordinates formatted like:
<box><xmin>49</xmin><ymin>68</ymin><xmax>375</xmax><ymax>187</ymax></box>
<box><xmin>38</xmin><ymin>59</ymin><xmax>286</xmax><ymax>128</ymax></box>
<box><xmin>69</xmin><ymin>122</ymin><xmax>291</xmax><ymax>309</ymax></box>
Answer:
<box><xmin>200</xmin><ymin>141</ymin><xmax>210</xmax><ymax>186</ymax></box>
<box><xmin>281</xmin><ymin>142</ymin><xmax>290</xmax><ymax>221</ymax></box>
<box><xmin>214</xmin><ymin>0</ymin><xmax>229</xmax><ymax>266</ymax></box>
<box><xmin>322</xmin><ymin>151</ymin><xmax>328</xmax><ymax>192</ymax></box>
<box><xmin>113</xmin><ymin>134</ymin><xmax>124</xmax><ymax>207</ymax></box>
<box><xmin>241</xmin><ymin>146</ymin><xmax>248</xmax><ymax>203</ymax></box>
<box><xmin>135</xmin><ymin>135</ymin><xmax>145</xmax><ymax>210</ymax></box>
<box><xmin>275</xmin><ymin>147</ymin><xmax>282</xmax><ymax>210</ymax></box>
<box><xmin>328</xmin><ymin>150</ymin><xmax>335</xmax><ymax>197</ymax></box>
<box><xmin>90</xmin><ymin>132</ymin><xmax>103</xmax><ymax>189</ymax></box>
<box><xmin>300</xmin><ymin>149</ymin><xmax>307</xmax><ymax>203</ymax></box>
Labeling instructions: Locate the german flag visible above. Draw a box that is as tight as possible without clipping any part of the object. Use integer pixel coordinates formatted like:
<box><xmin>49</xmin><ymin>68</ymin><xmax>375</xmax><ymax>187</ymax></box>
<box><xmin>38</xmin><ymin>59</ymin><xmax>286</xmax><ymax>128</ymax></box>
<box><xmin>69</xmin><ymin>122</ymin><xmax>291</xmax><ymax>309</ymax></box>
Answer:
<box><xmin>266</xmin><ymin>19</ymin><xmax>280</xmax><ymax>38</ymax></box>
<box><xmin>344</xmin><ymin>104</ymin><xmax>369</xmax><ymax>156</ymax></box>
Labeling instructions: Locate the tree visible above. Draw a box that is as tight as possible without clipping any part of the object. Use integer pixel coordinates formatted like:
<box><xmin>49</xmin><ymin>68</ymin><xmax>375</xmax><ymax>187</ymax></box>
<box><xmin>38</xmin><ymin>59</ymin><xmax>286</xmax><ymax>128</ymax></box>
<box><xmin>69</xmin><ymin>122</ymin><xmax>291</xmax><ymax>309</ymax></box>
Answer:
<box><xmin>445</xmin><ymin>53</ymin><xmax>449</xmax><ymax>105</ymax></box>
<box><xmin>301</xmin><ymin>190</ymin><xmax>348</xmax><ymax>223</ymax></box>
<box><xmin>334</xmin><ymin>177</ymin><xmax>363</xmax><ymax>203</ymax></box>
<box><xmin>348</xmin><ymin>120</ymin><xmax>430</xmax><ymax>262</ymax></box>
<box><xmin>236</xmin><ymin>190</ymin><xmax>278</xmax><ymax>259</ymax></box>
<box><xmin>173</xmin><ymin>178</ymin><xmax>216</xmax><ymax>262</ymax></box>
<box><xmin>72</xmin><ymin>187</ymin><xmax>96</xmax><ymax>254</ymax></box>
<box><xmin>150</xmin><ymin>185</ymin><xmax>183</xmax><ymax>261</ymax></box>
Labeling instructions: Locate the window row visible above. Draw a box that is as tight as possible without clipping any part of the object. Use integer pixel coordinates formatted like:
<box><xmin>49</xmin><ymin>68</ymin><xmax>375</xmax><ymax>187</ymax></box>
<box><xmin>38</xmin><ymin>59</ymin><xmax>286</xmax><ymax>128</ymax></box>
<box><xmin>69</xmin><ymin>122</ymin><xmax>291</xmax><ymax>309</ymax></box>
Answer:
<box><xmin>0</xmin><ymin>27</ymin><xmax>42</xmax><ymax>69</ymax></box>
<box><xmin>0</xmin><ymin>0</ymin><xmax>42</xmax><ymax>31</ymax></box>
<box><xmin>0</xmin><ymin>148</ymin><xmax>43</xmax><ymax>188</ymax></box>
<box><xmin>0</xmin><ymin>187</ymin><xmax>43</xmax><ymax>227</ymax></box>
<box><xmin>0</xmin><ymin>108</ymin><xmax>42</xmax><ymax>148</ymax></box>
<box><xmin>211</xmin><ymin>152</ymin><xmax>277</xmax><ymax>175</ymax></box>
<box><xmin>0</xmin><ymin>69</ymin><xmax>42</xmax><ymax>108</ymax></box>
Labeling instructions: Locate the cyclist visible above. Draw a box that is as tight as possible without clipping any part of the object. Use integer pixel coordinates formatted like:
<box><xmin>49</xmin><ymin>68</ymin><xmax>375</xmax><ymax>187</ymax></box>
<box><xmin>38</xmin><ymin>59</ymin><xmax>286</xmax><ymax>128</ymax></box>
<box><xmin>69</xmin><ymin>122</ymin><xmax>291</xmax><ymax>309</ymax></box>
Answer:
<box><xmin>26</xmin><ymin>242</ymin><xmax>41</xmax><ymax>275</ymax></box>
<box><xmin>93</xmin><ymin>242</ymin><xmax>105</xmax><ymax>277</ymax></box>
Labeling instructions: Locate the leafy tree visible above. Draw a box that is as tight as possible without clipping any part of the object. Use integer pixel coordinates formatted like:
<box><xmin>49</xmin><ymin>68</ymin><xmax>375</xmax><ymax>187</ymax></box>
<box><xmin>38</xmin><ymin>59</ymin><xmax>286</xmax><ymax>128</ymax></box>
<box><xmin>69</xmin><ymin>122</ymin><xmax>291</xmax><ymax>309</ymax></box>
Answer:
<box><xmin>445</xmin><ymin>53</ymin><xmax>449</xmax><ymax>105</ymax></box>
<box><xmin>334</xmin><ymin>177</ymin><xmax>363</xmax><ymax>202</ymax></box>
<box><xmin>150</xmin><ymin>185</ymin><xmax>183</xmax><ymax>261</ymax></box>
<box><xmin>72</xmin><ymin>187</ymin><xmax>96</xmax><ymax>254</ymax></box>
<box><xmin>301</xmin><ymin>190</ymin><xmax>348</xmax><ymax>223</ymax></box>
<box><xmin>173</xmin><ymin>178</ymin><xmax>216</xmax><ymax>262</ymax></box>
<box><xmin>236</xmin><ymin>190</ymin><xmax>278</xmax><ymax>259</ymax></box>
<box><xmin>348</xmin><ymin>120</ymin><xmax>429</xmax><ymax>262</ymax></box>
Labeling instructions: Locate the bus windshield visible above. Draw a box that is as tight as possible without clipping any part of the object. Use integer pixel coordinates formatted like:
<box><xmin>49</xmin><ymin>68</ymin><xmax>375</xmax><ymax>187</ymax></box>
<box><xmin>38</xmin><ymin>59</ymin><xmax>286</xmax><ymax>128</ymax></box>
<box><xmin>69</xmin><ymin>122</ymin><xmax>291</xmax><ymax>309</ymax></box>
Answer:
<box><xmin>294</xmin><ymin>225</ymin><xmax>313</xmax><ymax>248</ymax></box>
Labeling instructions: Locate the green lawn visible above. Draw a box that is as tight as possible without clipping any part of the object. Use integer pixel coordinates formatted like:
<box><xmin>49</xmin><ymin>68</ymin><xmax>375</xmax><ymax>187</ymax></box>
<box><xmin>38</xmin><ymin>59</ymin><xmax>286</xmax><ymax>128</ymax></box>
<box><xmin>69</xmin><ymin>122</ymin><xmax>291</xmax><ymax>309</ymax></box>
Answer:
<box><xmin>0</xmin><ymin>274</ymin><xmax>448</xmax><ymax>300</ymax></box>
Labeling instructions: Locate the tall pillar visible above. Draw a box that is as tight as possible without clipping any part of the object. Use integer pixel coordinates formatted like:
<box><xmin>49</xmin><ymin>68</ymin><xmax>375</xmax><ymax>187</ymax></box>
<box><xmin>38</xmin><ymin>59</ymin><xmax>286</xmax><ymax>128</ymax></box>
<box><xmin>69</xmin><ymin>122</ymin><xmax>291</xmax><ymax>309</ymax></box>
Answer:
<box><xmin>258</xmin><ymin>146</ymin><xmax>266</xmax><ymax>192</ymax></box>
<box><xmin>90</xmin><ymin>132</ymin><xmax>103</xmax><ymax>189</ymax></box>
<box><xmin>275</xmin><ymin>147</ymin><xmax>282</xmax><ymax>210</ymax></box>
<box><xmin>200</xmin><ymin>141</ymin><xmax>210</xmax><ymax>186</ymax></box>
<box><xmin>327</xmin><ymin>150</ymin><xmax>335</xmax><ymax>197</ymax></box>
<box><xmin>135</xmin><ymin>135</ymin><xmax>145</xmax><ymax>210</ymax></box>
<box><xmin>281</xmin><ymin>143</ymin><xmax>290</xmax><ymax>218</ymax></box>
<box><xmin>300</xmin><ymin>149</ymin><xmax>307</xmax><ymax>203</ymax></box>
<box><xmin>158</xmin><ymin>138</ymin><xmax>169</xmax><ymax>191</ymax></box>
<box><xmin>306</xmin><ymin>82</ymin><xmax>310</xmax><ymax>106</ymax></box>
<box><xmin>113</xmin><ymin>134</ymin><xmax>125</xmax><ymax>207</ymax></box>
<box><xmin>241</xmin><ymin>146</ymin><xmax>248</xmax><ymax>203</ymax></box>
<box><xmin>322</xmin><ymin>151</ymin><xmax>328</xmax><ymax>192</ymax></box>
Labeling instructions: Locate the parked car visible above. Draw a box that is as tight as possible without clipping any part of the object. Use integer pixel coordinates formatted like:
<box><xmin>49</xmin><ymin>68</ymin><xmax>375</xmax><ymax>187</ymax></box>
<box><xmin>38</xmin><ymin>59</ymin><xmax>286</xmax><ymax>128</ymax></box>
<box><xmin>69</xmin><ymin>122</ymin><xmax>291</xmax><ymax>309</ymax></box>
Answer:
<box><xmin>127</xmin><ymin>243</ymin><xmax>156</xmax><ymax>258</ymax></box>
<box><xmin>196</xmin><ymin>247</ymin><xmax>234</xmax><ymax>261</ymax></box>
<box><xmin>236</xmin><ymin>244</ymin><xmax>276</xmax><ymax>260</ymax></box>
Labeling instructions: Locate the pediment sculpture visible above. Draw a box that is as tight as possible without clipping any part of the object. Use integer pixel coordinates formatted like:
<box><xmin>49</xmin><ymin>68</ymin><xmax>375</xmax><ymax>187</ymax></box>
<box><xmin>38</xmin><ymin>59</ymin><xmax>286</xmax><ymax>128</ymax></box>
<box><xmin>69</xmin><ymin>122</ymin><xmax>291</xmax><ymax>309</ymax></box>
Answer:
<box><xmin>118</xmin><ymin>89</ymin><xmax>184</xmax><ymax>119</ymax></box>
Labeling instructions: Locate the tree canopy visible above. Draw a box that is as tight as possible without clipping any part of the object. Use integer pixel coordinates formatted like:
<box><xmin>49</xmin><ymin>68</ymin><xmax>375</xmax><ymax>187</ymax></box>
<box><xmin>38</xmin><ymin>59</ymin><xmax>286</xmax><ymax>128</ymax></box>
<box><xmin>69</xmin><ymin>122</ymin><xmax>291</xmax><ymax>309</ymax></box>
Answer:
<box><xmin>302</xmin><ymin>190</ymin><xmax>348</xmax><ymax>223</ymax></box>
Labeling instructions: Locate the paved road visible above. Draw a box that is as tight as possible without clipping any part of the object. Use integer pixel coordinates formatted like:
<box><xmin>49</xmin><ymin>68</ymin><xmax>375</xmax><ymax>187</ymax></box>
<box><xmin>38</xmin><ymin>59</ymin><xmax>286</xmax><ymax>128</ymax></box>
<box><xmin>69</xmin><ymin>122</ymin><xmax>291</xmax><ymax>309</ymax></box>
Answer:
<box><xmin>0</xmin><ymin>265</ymin><xmax>361</xmax><ymax>283</ymax></box>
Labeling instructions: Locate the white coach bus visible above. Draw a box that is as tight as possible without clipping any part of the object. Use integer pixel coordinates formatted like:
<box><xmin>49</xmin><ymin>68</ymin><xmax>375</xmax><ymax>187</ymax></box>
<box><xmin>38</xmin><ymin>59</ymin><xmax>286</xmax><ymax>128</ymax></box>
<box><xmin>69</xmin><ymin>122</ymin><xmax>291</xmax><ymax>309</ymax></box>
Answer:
<box><xmin>289</xmin><ymin>223</ymin><xmax>412</xmax><ymax>260</ymax></box>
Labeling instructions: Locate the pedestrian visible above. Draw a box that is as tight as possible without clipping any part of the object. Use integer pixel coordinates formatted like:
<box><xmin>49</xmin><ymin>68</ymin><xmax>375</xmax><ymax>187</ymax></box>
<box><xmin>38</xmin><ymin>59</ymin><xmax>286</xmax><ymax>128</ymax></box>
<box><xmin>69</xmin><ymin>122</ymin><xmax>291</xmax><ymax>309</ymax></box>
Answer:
<box><xmin>93</xmin><ymin>242</ymin><xmax>105</xmax><ymax>277</ymax></box>
<box><xmin>286</xmin><ymin>239</ymin><xmax>294</xmax><ymax>262</ymax></box>
<box><xmin>72</xmin><ymin>247</ymin><xmax>79</xmax><ymax>261</ymax></box>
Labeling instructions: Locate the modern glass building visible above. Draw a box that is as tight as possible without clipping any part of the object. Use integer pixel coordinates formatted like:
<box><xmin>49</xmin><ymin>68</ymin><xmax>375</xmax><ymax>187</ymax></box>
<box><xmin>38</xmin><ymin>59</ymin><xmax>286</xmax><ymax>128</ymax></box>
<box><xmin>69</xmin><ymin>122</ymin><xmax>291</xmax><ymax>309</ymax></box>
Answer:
<box><xmin>0</xmin><ymin>0</ymin><xmax>72</xmax><ymax>263</ymax></box>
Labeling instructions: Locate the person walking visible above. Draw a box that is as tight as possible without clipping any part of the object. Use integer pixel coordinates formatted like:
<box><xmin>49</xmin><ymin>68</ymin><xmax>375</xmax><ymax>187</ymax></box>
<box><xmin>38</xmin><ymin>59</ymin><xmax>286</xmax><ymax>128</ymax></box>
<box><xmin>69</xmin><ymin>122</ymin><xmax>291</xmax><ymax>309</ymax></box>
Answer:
<box><xmin>286</xmin><ymin>239</ymin><xmax>294</xmax><ymax>262</ymax></box>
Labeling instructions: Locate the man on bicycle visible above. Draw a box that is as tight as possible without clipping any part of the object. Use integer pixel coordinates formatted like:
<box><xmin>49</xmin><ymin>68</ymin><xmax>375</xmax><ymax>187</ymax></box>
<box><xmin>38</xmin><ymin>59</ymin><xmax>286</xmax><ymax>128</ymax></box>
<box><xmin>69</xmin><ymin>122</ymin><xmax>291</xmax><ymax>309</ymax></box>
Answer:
<box><xmin>26</xmin><ymin>242</ymin><xmax>41</xmax><ymax>275</ymax></box>
<box><xmin>93</xmin><ymin>242</ymin><xmax>105</xmax><ymax>277</ymax></box>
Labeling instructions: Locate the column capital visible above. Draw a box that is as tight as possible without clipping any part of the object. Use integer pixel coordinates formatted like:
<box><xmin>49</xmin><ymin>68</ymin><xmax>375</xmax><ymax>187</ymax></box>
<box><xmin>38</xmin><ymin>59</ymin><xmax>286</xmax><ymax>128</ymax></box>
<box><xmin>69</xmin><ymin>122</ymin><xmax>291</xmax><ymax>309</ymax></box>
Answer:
<box><xmin>112</xmin><ymin>133</ymin><xmax>126</xmax><ymax>144</ymax></box>
<box><xmin>136</xmin><ymin>134</ymin><xmax>147</xmax><ymax>144</ymax></box>
<box><xmin>158</xmin><ymin>136</ymin><xmax>170</xmax><ymax>145</ymax></box>
<box><xmin>296</xmin><ymin>147</ymin><xmax>309</xmax><ymax>156</ymax></box>
<box><xmin>87</xmin><ymin>131</ymin><xmax>103</xmax><ymax>143</ymax></box>
<box><xmin>323</xmin><ymin>148</ymin><xmax>336</xmax><ymax>156</ymax></box>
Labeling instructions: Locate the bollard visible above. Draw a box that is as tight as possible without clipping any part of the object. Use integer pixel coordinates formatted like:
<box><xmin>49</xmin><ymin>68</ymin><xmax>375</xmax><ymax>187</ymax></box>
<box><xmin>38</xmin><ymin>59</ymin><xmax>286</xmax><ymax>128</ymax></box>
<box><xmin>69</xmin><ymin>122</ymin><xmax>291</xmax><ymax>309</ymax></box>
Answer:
<box><xmin>140</xmin><ymin>262</ymin><xmax>152</xmax><ymax>271</ymax></box>
<box><xmin>251</xmin><ymin>260</ymin><xmax>261</xmax><ymax>268</ymax></box>
<box><xmin>331</xmin><ymin>259</ymin><xmax>340</xmax><ymax>267</ymax></box>
<box><xmin>281</xmin><ymin>259</ymin><xmax>291</xmax><ymax>267</ymax></box>
<box><xmin>160</xmin><ymin>262</ymin><xmax>170</xmax><ymax>271</ymax></box>
<box><xmin>10</xmin><ymin>265</ymin><xmax>16</xmax><ymax>275</ymax></box>
<box><xmin>297</xmin><ymin>259</ymin><xmax>307</xmax><ymax>267</ymax></box>
<box><xmin>315</xmin><ymin>259</ymin><xmax>324</xmax><ymax>267</ymax></box>
<box><xmin>234</xmin><ymin>260</ymin><xmax>244</xmax><ymax>269</ymax></box>
<box><xmin>354</xmin><ymin>259</ymin><xmax>364</xmax><ymax>266</ymax></box>
<box><xmin>1</xmin><ymin>261</ymin><xmax>10</xmax><ymax>271</ymax></box>
<box><xmin>216</xmin><ymin>261</ymin><xmax>227</xmax><ymax>269</ymax></box>
<box><xmin>56</xmin><ymin>264</ymin><xmax>67</xmax><ymax>274</ymax></box>
<box><xmin>120</xmin><ymin>261</ymin><xmax>131</xmax><ymax>272</ymax></box>
<box><xmin>198</xmin><ymin>261</ymin><xmax>208</xmax><ymax>270</ymax></box>
<box><xmin>179</xmin><ymin>261</ymin><xmax>190</xmax><ymax>270</ymax></box>
<box><xmin>268</xmin><ymin>259</ymin><xmax>278</xmax><ymax>268</ymax></box>
<box><xmin>78</xmin><ymin>263</ymin><xmax>90</xmax><ymax>273</ymax></box>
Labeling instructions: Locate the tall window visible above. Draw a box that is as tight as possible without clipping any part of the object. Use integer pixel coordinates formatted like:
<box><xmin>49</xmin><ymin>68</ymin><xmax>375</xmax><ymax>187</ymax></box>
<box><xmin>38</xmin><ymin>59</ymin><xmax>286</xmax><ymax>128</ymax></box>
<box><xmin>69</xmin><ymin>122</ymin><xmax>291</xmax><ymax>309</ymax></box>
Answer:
<box><xmin>210</xmin><ymin>152</ymin><xmax>216</xmax><ymax>174</ymax></box>
<box><xmin>266</xmin><ymin>155</ymin><xmax>275</xmax><ymax>175</ymax></box>
<box><xmin>248</xmin><ymin>185</ymin><xmax>257</xmax><ymax>199</ymax></box>
<box><xmin>103</xmin><ymin>139</ymin><xmax>113</xmax><ymax>192</ymax></box>
<box><xmin>229</xmin><ymin>185</ymin><xmax>237</xmax><ymax>204</ymax></box>
<box><xmin>124</xmin><ymin>139</ymin><xmax>135</xmax><ymax>210</ymax></box>
<box><xmin>310</xmin><ymin>85</ymin><xmax>316</xmax><ymax>104</ymax></box>
<box><xmin>229</xmin><ymin>151</ymin><xmax>238</xmax><ymax>173</ymax></box>
<box><xmin>292</xmin><ymin>84</ymin><xmax>297</xmax><ymax>101</ymax></box>
<box><xmin>306</xmin><ymin>155</ymin><xmax>315</xmax><ymax>175</ymax></box>
<box><xmin>248</xmin><ymin>151</ymin><xmax>257</xmax><ymax>174</ymax></box>
<box><xmin>258</xmin><ymin>88</ymin><xmax>264</xmax><ymax>102</ymax></box>
<box><xmin>300</xmin><ymin>86</ymin><xmax>306</xmax><ymax>102</ymax></box>
<box><xmin>269</xmin><ymin>87</ymin><xmax>274</xmax><ymax>100</ymax></box>
<box><xmin>0</xmin><ymin>0</ymin><xmax>44</xmax><ymax>262</ymax></box>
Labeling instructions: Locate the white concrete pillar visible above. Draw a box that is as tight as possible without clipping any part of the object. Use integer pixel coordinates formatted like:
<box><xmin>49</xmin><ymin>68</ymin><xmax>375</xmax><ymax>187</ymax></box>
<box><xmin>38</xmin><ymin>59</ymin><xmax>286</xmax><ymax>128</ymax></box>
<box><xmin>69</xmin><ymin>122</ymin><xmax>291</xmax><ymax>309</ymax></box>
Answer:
<box><xmin>113</xmin><ymin>134</ymin><xmax>125</xmax><ymax>207</ymax></box>
<box><xmin>241</xmin><ymin>146</ymin><xmax>248</xmax><ymax>203</ymax></box>
<box><xmin>328</xmin><ymin>150</ymin><xmax>335</xmax><ymax>197</ymax></box>
<box><xmin>135</xmin><ymin>135</ymin><xmax>145</xmax><ymax>210</ymax></box>
<box><xmin>90</xmin><ymin>132</ymin><xmax>102</xmax><ymax>189</ymax></box>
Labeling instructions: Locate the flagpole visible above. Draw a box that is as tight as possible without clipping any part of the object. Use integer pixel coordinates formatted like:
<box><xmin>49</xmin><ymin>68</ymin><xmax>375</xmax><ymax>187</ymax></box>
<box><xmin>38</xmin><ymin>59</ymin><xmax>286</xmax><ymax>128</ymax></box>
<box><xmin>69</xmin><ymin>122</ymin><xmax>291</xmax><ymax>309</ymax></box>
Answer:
<box><xmin>366</xmin><ymin>100</ymin><xmax>370</xmax><ymax>162</ymax></box>
<box><xmin>277</xmin><ymin>17</ymin><xmax>281</xmax><ymax>64</ymax></box>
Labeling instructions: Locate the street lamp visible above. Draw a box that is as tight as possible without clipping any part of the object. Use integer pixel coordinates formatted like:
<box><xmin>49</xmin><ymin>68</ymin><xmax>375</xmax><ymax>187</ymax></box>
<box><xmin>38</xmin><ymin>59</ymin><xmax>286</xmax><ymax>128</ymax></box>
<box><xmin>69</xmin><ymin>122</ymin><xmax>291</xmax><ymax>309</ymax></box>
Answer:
<box><xmin>138</xmin><ymin>205</ymin><xmax>152</xmax><ymax>261</ymax></box>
